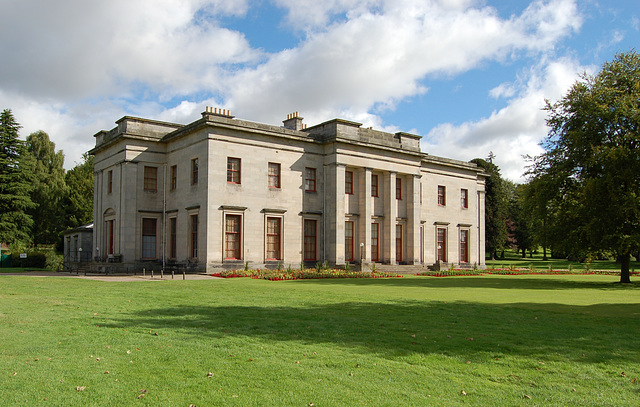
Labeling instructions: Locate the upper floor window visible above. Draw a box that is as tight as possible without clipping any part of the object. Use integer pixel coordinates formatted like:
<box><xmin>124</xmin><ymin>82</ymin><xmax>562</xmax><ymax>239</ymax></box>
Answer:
<box><xmin>345</xmin><ymin>170</ymin><xmax>353</xmax><ymax>194</ymax></box>
<box><xmin>227</xmin><ymin>157</ymin><xmax>241</xmax><ymax>184</ymax></box>
<box><xmin>371</xmin><ymin>174</ymin><xmax>379</xmax><ymax>197</ymax></box>
<box><xmin>107</xmin><ymin>170</ymin><xmax>113</xmax><ymax>194</ymax></box>
<box><xmin>268</xmin><ymin>162</ymin><xmax>281</xmax><ymax>189</ymax></box>
<box><xmin>461</xmin><ymin>188</ymin><xmax>468</xmax><ymax>209</ymax></box>
<box><xmin>170</xmin><ymin>165</ymin><xmax>177</xmax><ymax>191</ymax></box>
<box><xmin>191</xmin><ymin>158</ymin><xmax>198</xmax><ymax>185</ymax></box>
<box><xmin>396</xmin><ymin>177</ymin><xmax>402</xmax><ymax>200</ymax></box>
<box><xmin>143</xmin><ymin>166</ymin><xmax>157</xmax><ymax>192</ymax></box>
<box><xmin>437</xmin><ymin>185</ymin><xmax>446</xmax><ymax>206</ymax></box>
<box><xmin>305</xmin><ymin>167</ymin><xmax>316</xmax><ymax>192</ymax></box>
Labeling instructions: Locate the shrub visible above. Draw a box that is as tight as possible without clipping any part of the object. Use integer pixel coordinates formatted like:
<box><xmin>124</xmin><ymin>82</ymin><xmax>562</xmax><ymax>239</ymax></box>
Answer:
<box><xmin>45</xmin><ymin>251</ymin><xmax>64</xmax><ymax>271</ymax></box>
<box><xmin>11</xmin><ymin>251</ymin><xmax>47</xmax><ymax>268</ymax></box>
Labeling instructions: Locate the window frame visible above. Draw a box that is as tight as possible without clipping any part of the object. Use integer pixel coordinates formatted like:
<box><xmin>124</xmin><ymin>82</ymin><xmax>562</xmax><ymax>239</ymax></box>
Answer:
<box><xmin>460</xmin><ymin>229</ymin><xmax>469</xmax><ymax>263</ymax></box>
<box><xmin>371</xmin><ymin>174</ymin><xmax>379</xmax><ymax>197</ymax></box>
<box><xmin>143</xmin><ymin>166</ymin><xmax>158</xmax><ymax>192</ymax></box>
<box><xmin>437</xmin><ymin>227</ymin><xmax>447</xmax><ymax>263</ymax></box>
<box><xmin>303</xmin><ymin>219</ymin><xmax>317</xmax><ymax>261</ymax></box>
<box><xmin>461</xmin><ymin>188</ymin><xmax>469</xmax><ymax>209</ymax></box>
<box><xmin>170</xmin><ymin>165</ymin><xmax>177</xmax><ymax>191</ymax></box>
<box><xmin>437</xmin><ymin>185</ymin><xmax>446</xmax><ymax>206</ymax></box>
<box><xmin>224</xmin><ymin>214</ymin><xmax>242</xmax><ymax>260</ymax></box>
<box><xmin>345</xmin><ymin>170</ymin><xmax>353</xmax><ymax>194</ymax></box>
<box><xmin>227</xmin><ymin>157</ymin><xmax>241</xmax><ymax>184</ymax></box>
<box><xmin>396</xmin><ymin>177</ymin><xmax>402</xmax><ymax>200</ymax></box>
<box><xmin>141</xmin><ymin>218</ymin><xmax>157</xmax><ymax>259</ymax></box>
<box><xmin>169</xmin><ymin>217</ymin><xmax>177</xmax><ymax>259</ymax></box>
<box><xmin>191</xmin><ymin>158</ymin><xmax>198</xmax><ymax>185</ymax></box>
<box><xmin>107</xmin><ymin>170</ymin><xmax>113</xmax><ymax>194</ymax></box>
<box><xmin>345</xmin><ymin>220</ymin><xmax>354</xmax><ymax>262</ymax></box>
<box><xmin>304</xmin><ymin>167</ymin><xmax>317</xmax><ymax>192</ymax></box>
<box><xmin>268</xmin><ymin>162</ymin><xmax>281</xmax><ymax>189</ymax></box>
<box><xmin>396</xmin><ymin>224</ymin><xmax>403</xmax><ymax>262</ymax></box>
<box><xmin>371</xmin><ymin>223</ymin><xmax>380</xmax><ymax>262</ymax></box>
<box><xmin>266</xmin><ymin>216</ymin><xmax>282</xmax><ymax>260</ymax></box>
<box><xmin>190</xmin><ymin>214</ymin><xmax>198</xmax><ymax>259</ymax></box>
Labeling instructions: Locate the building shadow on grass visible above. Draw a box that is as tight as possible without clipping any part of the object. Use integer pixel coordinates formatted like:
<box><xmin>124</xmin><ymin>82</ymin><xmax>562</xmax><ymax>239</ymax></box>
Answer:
<box><xmin>103</xmin><ymin>300</ymin><xmax>640</xmax><ymax>364</ymax></box>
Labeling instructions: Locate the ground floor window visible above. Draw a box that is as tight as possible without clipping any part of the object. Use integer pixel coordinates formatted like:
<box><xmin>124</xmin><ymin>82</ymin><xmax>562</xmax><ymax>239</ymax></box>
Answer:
<box><xmin>169</xmin><ymin>217</ymin><xmax>177</xmax><ymax>259</ymax></box>
<box><xmin>437</xmin><ymin>227</ymin><xmax>447</xmax><ymax>263</ymax></box>
<box><xmin>266</xmin><ymin>217</ymin><xmax>282</xmax><ymax>260</ymax></box>
<box><xmin>396</xmin><ymin>224</ymin><xmax>403</xmax><ymax>263</ymax></box>
<box><xmin>371</xmin><ymin>223</ymin><xmax>380</xmax><ymax>262</ymax></box>
<box><xmin>345</xmin><ymin>221</ymin><xmax>354</xmax><ymax>261</ymax></box>
<box><xmin>142</xmin><ymin>218</ymin><xmax>157</xmax><ymax>259</ymax></box>
<box><xmin>106</xmin><ymin>219</ymin><xmax>114</xmax><ymax>255</ymax></box>
<box><xmin>303</xmin><ymin>219</ymin><xmax>317</xmax><ymax>261</ymax></box>
<box><xmin>190</xmin><ymin>214</ymin><xmax>198</xmax><ymax>259</ymax></box>
<box><xmin>460</xmin><ymin>229</ymin><xmax>469</xmax><ymax>263</ymax></box>
<box><xmin>225</xmin><ymin>214</ymin><xmax>242</xmax><ymax>260</ymax></box>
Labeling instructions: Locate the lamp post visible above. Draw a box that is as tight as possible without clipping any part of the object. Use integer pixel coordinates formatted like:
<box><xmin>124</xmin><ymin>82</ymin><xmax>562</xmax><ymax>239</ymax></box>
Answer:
<box><xmin>360</xmin><ymin>242</ymin><xmax>365</xmax><ymax>271</ymax></box>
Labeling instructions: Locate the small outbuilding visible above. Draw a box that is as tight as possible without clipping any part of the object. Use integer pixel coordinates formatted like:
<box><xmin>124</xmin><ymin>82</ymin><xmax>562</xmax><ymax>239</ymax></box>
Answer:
<box><xmin>63</xmin><ymin>224</ymin><xmax>93</xmax><ymax>271</ymax></box>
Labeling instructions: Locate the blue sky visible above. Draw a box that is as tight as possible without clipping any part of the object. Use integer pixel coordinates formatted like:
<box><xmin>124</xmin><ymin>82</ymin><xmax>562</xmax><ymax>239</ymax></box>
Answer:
<box><xmin>0</xmin><ymin>0</ymin><xmax>638</xmax><ymax>181</ymax></box>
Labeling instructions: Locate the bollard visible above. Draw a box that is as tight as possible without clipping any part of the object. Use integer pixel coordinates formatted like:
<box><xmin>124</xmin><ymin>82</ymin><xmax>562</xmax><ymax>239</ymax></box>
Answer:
<box><xmin>151</xmin><ymin>269</ymin><xmax>154</xmax><ymax>279</ymax></box>
<box><xmin>182</xmin><ymin>271</ymin><xmax>186</xmax><ymax>280</ymax></box>
<box><xmin>171</xmin><ymin>269</ymin><xmax>174</xmax><ymax>279</ymax></box>
<box><xmin>161</xmin><ymin>269</ymin><xmax>164</xmax><ymax>279</ymax></box>
<box><xmin>143</xmin><ymin>268</ymin><xmax>146</xmax><ymax>277</ymax></box>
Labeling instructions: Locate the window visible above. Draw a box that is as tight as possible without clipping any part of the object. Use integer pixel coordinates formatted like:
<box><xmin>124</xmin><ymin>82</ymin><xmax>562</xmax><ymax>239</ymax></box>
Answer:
<box><xmin>107</xmin><ymin>170</ymin><xmax>113</xmax><ymax>194</ymax></box>
<box><xmin>437</xmin><ymin>185</ymin><xmax>446</xmax><ymax>206</ymax></box>
<box><xmin>396</xmin><ymin>224</ymin><xmax>403</xmax><ymax>262</ymax></box>
<box><xmin>170</xmin><ymin>165</ymin><xmax>177</xmax><ymax>191</ymax></box>
<box><xmin>225</xmin><ymin>214</ymin><xmax>242</xmax><ymax>259</ymax></box>
<box><xmin>169</xmin><ymin>217</ymin><xmax>177</xmax><ymax>259</ymax></box>
<box><xmin>144</xmin><ymin>166</ymin><xmax>157</xmax><ymax>192</ymax></box>
<box><xmin>303</xmin><ymin>219</ymin><xmax>317</xmax><ymax>261</ymax></box>
<box><xmin>371</xmin><ymin>223</ymin><xmax>380</xmax><ymax>262</ymax></box>
<box><xmin>266</xmin><ymin>217</ymin><xmax>282</xmax><ymax>260</ymax></box>
<box><xmin>305</xmin><ymin>167</ymin><xmax>316</xmax><ymax>192</ymax></box>
<box><xmin>107</xmin><ymin>219</ymin><xmax>114</xmax><ymax>255</ymax></box>
<box><xmin>227</xmin><ymin>157</ymin><xmax>241</xmax><ymax>184</ymax></box>
<box><xmin>396</xmin><ymin>177</ymin><xmax>402</xmax><ymax>200</ymax></box>
<box><xmin>191</xmin><ymin>158</ymin><xmax>198</xmax><ymax>185</ymax></box>
<box><xmin>268</xmin><ymin>162</ymin><xmax>281</xmax><ymax>189</ymax></box>
<box><xmin>190</xmin><ymin>214</ymin><xmax>198</xmax><ymax>259</ymax></box>
<box><xmin>437</xmin><ymin>228</ymin><xmax>447</xmax><ymax>262</ymax></box>
<box><xmin>345</xmin><ymin>221</ymin><xmax>354</xmax><ymax>261</ymax></box>
<box><xmin>345</xmin><ymin>171</ymin><xmax>353</xmax><ymax>194</ymax></box>
<box><xmin>371</xmin><ymin>174</ymin><xmax>379</xmax><ymax>197</ymax></box>
<box><xmin>142</xmin><ymin>218</ymin><xmax>157</xmax><ymax>259</ymax></box>
<box><xmin>461</xmin><ymin>188</ymin><xmax>468</xmax><ymax>209</ymax></box>
<box><xmin>460</xmin><ymin>229</ymin><xmax>469</xmax><ymax>263</ymax></box>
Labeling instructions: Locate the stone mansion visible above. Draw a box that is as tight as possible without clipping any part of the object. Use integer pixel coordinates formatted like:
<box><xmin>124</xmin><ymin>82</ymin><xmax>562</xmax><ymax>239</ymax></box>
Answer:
<box><xmin>90</xmin><ymin>108</ymin><xmax>486</xmax><ymax>272</ymax></box>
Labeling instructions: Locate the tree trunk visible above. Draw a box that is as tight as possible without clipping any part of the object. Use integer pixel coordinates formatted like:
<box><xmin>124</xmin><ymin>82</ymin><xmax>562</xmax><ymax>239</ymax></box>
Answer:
<box><xmin>620</xmin><ymin>252</ymin><xmax>631</xmax><ymax>283</ymax></box>
<box><xmin>542</xmin><ymin>246</ymin><xmax>548</xmax><ymax>261</ymax></box>
<box><xmin>521</xmin><ymin>248</ymin><xmax>526</xmax><ymax>258</ymax></box>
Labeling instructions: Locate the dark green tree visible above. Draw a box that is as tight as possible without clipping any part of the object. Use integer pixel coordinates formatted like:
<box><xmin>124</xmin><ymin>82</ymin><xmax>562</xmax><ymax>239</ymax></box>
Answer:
<box><xmin>26</xmin><ymin>130</ymin><xmax>67</xmax><ymax>247</ymax></box>
<box><xmin>62</xmin><ymin>153</ymin><xmax>94</xmax><ymax>228</ymax></box>
<box><xmin>471</xmin><ymin>157</ymin><xmax>508</xmax><ymax>260</ymax></box>
<box><xmin>531</xmin><ymin>50</ymin><xmax>640</xmax><ymax>283</ymax></box>
<box><xmin>0</xmin><ymin>109</ymin><xmax>34</xmax><ymax>245</ymax></box>
<box><xmin>508</xmin><ymin>183</ymin><xmax>535</xmax><ymax>258</ymax></box>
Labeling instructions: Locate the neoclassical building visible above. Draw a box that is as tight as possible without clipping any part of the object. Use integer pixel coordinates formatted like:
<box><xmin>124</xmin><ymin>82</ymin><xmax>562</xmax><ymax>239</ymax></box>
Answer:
<box><xmin>91</xmin><ymin>108</ymin><xmax>486</xmax><ymax>272</ymax></box>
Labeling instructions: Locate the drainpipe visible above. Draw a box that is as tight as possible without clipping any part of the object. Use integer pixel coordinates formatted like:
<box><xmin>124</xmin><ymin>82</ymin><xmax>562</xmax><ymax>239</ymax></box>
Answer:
<box><xmin>322</xmin><ymin>163</ymin><xmax>326</xmax><ymax>262</ymax></box>
<box><xmin>162</xmin><ymin>163</ymin><xmax>167</xmax><ymax>272</ymax></box>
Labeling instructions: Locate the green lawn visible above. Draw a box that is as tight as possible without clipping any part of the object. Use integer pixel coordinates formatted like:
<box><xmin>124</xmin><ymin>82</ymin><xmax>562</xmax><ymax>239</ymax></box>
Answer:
<box><xmin>1</xmin><ymin>275</ymin><xmax>639</xmax><ymax>406</ymax></box>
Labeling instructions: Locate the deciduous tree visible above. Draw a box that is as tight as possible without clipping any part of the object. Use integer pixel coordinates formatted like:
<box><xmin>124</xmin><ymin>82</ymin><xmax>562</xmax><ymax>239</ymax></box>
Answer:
<box><xmin>531</xmin><ymin>50</ymin><xmax>640</xmax><ymax>283</ymax></box>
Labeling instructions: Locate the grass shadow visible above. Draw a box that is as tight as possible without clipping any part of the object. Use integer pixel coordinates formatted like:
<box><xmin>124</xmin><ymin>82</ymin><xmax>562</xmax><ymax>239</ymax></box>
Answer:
<box><xmin>103</xmin><ymin>300</ymin><xmax>640</xmax><ymax>364</ymax></box>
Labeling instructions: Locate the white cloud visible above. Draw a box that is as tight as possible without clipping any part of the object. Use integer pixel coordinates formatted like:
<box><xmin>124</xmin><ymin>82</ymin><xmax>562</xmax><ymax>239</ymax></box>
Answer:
<box><xmin>422</xmin><ymin>57</ymin><xmax>587</xmax><ymax>182</ymax></box>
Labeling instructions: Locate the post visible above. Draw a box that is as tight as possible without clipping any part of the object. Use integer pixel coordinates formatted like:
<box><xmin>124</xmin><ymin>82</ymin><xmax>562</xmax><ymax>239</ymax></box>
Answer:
<box><xmin>143</xmin><ymin>268</ymin><xmax>146</xmax><ymax>277</ymax></box>
<box><xmin>151</xmin><ymin>269</ymin><xmax>154</xmax><ymax>279</ymax></box>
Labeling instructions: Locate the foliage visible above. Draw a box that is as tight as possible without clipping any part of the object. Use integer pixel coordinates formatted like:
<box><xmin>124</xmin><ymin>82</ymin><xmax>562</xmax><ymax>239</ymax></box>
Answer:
<box><xmin>530</xmin><ymin>50</ymin><xmax>640</xmax><ymax>283</ymax></box>
<box><xmin>9</xmin><ymin>251</ymin><xmax>46</xmax><ymax>268</ymax></box>
<box><xmin>0</xmin><ymin>109</ymin><xmax>34</xmax><ymax>246</ymax></box>
<box><xmin>471</xmin><ymin>157</ymin><xmax>508</xmax><ymax>259</ymax></box>
<box><xmin>212</xmin><ymin>268</ymin><xmax>401</xmax><ymax>280</ymax></box>
<box><xmin>25</xmin><ymin>130</ymin><xmax>67</xmax><ymax>247</ymax></box>
<box><xmin>45</xmin><ymin>251</ymin><xmax>64</xmax><ymax>271</ymax></box>
<box><xmin>62</xmin><ymin>153</ymin><xmax>94</xmax><ymax>230</ymax></box>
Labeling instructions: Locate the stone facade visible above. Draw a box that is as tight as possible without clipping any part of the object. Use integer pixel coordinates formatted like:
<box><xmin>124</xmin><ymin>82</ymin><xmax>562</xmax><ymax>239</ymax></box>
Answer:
<box><xmin>90</xmin><ymin>108</ymin><xmax>486</xmax><ymax>273</ymax></box>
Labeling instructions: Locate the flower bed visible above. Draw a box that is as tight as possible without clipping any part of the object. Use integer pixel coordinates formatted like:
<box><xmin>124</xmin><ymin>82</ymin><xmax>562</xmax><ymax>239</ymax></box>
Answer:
<box><xmin>417</xmin><ymin>268</ymin><xmax>640</xmax><ymax>277</ymax></box>
<box><xmin>211</xmin><ymin>268</ymin><xmax>402</xmax><ymax>281</ymax></box>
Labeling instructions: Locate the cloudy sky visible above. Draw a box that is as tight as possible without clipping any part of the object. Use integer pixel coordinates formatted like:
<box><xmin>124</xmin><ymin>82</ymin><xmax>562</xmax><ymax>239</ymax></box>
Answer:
<box><xmin>1</xmin><ymin>0</ymin><xmax>638</xmax><ymax>181</ymax></box>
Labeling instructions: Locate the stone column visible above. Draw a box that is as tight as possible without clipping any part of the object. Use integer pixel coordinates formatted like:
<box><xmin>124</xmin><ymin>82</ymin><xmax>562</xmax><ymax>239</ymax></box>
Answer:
<box><xmin>383</xmin><ymin>171</ymin><xmax>397</xmax><ymax>264</ymax></box>
<box><xmin>325</xmin><ymin>163</ymin><xmax>346</xmax><ymax>265</ymax></box>
<box><xmin>358</xmin><ymin>168</ymin><xmax>372</xmax><ymax>263</ymax></box>
<box><xmin>406</xmin><ymin>174</ymin><xmax>421</xmax><ymax>264</ymax></box>
<box><xmin>477</xmin><ymin>189</ymin><xmax>486</xmax><ymax>266</ymax></box>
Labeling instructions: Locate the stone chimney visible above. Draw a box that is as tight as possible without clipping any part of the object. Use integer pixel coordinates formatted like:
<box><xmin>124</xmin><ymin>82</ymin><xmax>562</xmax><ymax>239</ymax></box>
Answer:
<box><xmin>283</xmin><ymin>112</ymin><xmax>306</xmax><ymax>130</ymax></box>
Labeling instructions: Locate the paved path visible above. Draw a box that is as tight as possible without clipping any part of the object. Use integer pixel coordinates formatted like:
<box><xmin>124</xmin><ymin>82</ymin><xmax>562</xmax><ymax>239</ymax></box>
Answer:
<box><xmin>1</xmin><ymin>271</ymin><xmax>221</xmax><ymax>282</ymax></box>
